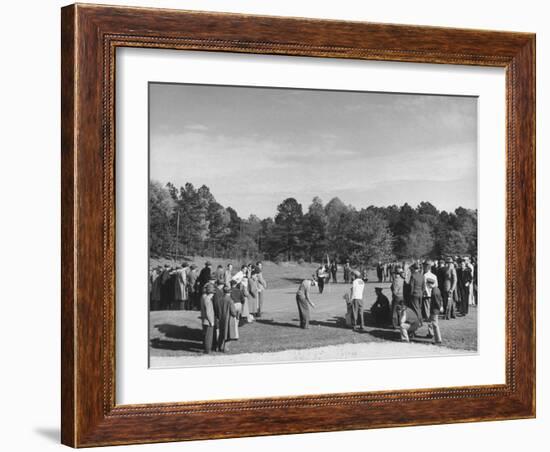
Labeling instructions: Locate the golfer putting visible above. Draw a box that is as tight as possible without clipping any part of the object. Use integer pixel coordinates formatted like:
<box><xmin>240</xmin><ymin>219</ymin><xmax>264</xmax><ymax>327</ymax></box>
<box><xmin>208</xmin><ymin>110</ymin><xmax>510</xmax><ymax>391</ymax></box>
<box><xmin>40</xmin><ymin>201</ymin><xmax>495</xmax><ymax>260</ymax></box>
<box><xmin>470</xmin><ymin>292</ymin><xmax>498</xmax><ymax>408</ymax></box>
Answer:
<box><xmin>296</xmin><ymin>276</ymin><xmax>317</xmax><ymax>329</ymax></box>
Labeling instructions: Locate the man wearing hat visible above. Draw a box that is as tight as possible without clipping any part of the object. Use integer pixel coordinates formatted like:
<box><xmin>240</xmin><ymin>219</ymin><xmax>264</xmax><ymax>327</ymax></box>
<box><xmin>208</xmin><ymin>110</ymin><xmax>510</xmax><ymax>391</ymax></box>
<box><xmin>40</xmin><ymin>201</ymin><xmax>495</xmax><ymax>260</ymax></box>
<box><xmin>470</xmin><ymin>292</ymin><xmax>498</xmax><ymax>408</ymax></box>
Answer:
<box><xmin>390</xmin><ymin>266</ymin><xmax>405</xmax><ymax>328</ymax></box>
<box><xmin>456</xmin><ymin>258</ymin><xmax>473</xmax><ymax>316</ymax></box>
<box><xmin>371</xmin><ymin>287</ymin><xmax>391</xmax><ymax>325</ymax></box>
<box><xmin>408</xmin><ymin>262</ymin><xmax>425</xmax><ymax>325</ymax></box>
<box><xmin>200</xmin><ymin>283</ymin><xmax>217</xmax><ymax>354</ymax></box>
<box><xmin>197</xmin><ymin>261</ymin><xmax>212</xmax><ymax>298</ymax></box>
<box><xmin>422</xmin><ymin>261</ymin><xmax>438</xmax><ymax>321</ymax></box>
<box><xmin>350</xmin><ymin>270</ymin><xmax>366</xmax><ymax>330</ymax></box>
<box><xmin>425</xmin><ymin>278</ymin><xmax>443</xmax><ymax>344</ymax></box>
<box><xmin>213</xmin><ymin>284</ymin><xmax>237</xmax><ymax>352</ymax></box>
<box><xmin>172</xmin><ymin>262</ymin><xmax>189</xmax><ymax>311</ymax></box>
<box><xmin>186</xmin><ymin>264</ymin><xmax>198</xmax><ymax>310</ymax></box>
<box><xmin>160</xmin><ymin>264</ymin><xmax>174</xmax><ymax>311</ymax></box>
<box><xmin>435</xmin><ymin>258</ymin><xmax>446</xmax><ymax>290</ymax></box>
<box><xmin>442</xmin><ymin>257</ymin><xmax>458</xmax><ymax>319</ymax></box>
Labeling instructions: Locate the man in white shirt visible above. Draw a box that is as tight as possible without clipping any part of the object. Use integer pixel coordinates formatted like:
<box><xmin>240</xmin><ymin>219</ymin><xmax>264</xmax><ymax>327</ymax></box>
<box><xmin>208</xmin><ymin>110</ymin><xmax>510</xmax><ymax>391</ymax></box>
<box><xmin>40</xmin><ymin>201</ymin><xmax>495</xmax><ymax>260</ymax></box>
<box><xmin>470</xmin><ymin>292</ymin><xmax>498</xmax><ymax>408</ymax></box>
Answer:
<box><xmin>350</xmin><ymin>271</ymin><xmax>365</xmax><ymax>330</ymax></box>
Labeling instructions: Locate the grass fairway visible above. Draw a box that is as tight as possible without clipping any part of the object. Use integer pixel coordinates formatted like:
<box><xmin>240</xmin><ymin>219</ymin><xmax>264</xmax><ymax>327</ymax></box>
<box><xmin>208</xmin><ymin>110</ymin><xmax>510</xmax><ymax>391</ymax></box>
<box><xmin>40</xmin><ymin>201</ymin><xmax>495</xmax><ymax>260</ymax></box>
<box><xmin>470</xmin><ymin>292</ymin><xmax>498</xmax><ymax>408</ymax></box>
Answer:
<box><xmin>149</xmin><ymin>261</ymin><xmax>477</xmax><ymax>365</ymax></box>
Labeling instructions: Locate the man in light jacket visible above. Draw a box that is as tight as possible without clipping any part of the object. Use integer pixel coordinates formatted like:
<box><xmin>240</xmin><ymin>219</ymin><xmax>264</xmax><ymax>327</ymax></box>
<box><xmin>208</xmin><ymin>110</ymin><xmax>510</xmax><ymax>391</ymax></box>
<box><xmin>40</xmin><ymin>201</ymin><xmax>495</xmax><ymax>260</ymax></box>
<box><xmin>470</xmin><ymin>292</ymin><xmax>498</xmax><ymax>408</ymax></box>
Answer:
<box><xmin>255</xmin><ymin>261</ymin><xmax>267</xmax><ymax>317</ymax></box>
<box><xmin>350</xmin><ymin>271</ymin><xmax>366</xmax><ymax>331</ymax></box>
<box><xmin>200</xmin><ymin>284</ymin><xmax>216</xmax><ymax>354</ymax></box>
<box><xmin>390</xmin><ymin>267</ymin><xmax>405</xmax><ymax>328</ymax></box>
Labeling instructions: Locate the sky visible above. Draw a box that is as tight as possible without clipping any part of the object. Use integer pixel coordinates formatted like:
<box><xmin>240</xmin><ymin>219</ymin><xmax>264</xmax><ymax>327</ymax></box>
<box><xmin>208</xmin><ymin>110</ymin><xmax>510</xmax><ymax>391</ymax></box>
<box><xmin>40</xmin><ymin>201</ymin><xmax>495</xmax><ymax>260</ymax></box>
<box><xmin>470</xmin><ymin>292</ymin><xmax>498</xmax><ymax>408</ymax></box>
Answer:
<box><xmin>149</xmin><ymin>82</ymin><xmax>477</xmax><ymax>219</ymax></box>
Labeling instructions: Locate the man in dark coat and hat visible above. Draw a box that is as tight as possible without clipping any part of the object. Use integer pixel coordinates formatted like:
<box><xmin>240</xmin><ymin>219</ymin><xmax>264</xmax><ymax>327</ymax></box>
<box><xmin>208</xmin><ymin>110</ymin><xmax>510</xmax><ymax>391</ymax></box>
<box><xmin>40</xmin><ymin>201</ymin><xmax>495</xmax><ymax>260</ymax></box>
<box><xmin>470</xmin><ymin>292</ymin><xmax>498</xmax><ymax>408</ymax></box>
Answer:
<box><xmin>196</xmin><ymin>261</ymin><xmax>212</xmax><ymax>296</ymax></box>
<box><xmin>213</xmin><ymin>284</ymin><xmax>237</xmax><ymax>352</ymax></box>
<box><xmin>456</xmin><ymin>258</ymin><xmax>473</xmax><ymax>316</ymax></box>
<box><xmin>442</xmin><ymin>257</ymin><xmax>458</xmax><ymax>319</ymax></box>
<box><xmin>160</xmin><ymin>264</ymin><xmax>173</xmax><ymax>310</ymax></box>
<box><xmin>426</xmin><ymin>281</ymin><xmax>443</xmax><ymax>344</ymax></box>
<box><xmin>390</xmin><ymin>266</ymin><xmax>405</xmax><ymax>328</ymax></box>
<box><xmin>408</xmin><ymin>262</ymin><xmax>425</xmax><ymax>325</ymax></box>
<box><xmin>371</xmin><ymin>287</ymin><xmax>391</xmax><ymax>325</ymax></box>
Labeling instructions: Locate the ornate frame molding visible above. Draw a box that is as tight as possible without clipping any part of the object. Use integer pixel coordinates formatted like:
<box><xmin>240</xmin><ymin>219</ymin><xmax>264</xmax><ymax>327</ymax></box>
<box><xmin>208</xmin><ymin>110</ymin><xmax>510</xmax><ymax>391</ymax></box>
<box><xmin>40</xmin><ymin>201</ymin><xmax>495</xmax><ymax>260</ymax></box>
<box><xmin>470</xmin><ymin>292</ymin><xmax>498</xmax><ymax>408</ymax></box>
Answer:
<box><xmin>62</xmin><ymin>4</ymin><xmax>535</xmax><ymax>447</ymax></box>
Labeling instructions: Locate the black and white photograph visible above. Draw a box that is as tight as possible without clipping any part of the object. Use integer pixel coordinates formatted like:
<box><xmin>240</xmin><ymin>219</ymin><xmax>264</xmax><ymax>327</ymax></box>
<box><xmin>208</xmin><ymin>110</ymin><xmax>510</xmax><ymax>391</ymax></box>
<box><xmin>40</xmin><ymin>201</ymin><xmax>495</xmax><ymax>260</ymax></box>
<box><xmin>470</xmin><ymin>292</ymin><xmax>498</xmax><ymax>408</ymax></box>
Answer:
<box><xmin>0</xmin><ymin>0</ymin><xmax>543</xmax><ymax>449</ymax></box>
<box><xmin>148</xmin><ymin>82</ymin><xmax>479</xmax><ymax>367</ymax></box>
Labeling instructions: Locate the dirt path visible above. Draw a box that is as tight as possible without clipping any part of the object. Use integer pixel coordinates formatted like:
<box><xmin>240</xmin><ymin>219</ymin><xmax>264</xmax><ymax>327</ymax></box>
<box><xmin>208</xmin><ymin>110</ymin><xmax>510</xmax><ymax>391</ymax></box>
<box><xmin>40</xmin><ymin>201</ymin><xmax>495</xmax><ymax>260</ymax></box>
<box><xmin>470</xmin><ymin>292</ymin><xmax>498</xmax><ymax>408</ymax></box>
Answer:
<box><xmin>150</xmin><ymin>340</ymin><xmax>473</xmax><ymax>368</ymax></box>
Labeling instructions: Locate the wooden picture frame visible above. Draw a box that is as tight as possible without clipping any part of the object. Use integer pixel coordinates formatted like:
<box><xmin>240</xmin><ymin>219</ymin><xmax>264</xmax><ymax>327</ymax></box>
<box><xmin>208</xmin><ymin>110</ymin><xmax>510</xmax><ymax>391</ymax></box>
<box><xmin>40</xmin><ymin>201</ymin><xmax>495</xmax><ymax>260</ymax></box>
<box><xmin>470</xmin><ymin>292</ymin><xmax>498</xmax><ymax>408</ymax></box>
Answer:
<box><xmin>61</xmin><ymin>3</ymin><xmax>535</xmax><ymax>447</ymax></box>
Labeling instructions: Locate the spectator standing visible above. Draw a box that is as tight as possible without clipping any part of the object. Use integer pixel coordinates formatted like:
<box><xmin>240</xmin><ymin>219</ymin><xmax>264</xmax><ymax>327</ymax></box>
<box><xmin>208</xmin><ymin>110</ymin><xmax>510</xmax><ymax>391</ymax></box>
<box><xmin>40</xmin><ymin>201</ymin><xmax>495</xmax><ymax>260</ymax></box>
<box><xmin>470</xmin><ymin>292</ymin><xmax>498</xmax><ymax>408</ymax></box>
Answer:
<box><xmin>390</xmin><ymin>267</ymin><xmax>405</xmax><ymax>328</ymax></box>
<box><xmin>408</xmin><ymin>263</ymin><xmax>425</xmax><ymax>325</ymax></box>
<box><xmin>173</xmin><ymin>263</ymin><xmax>188</xmax><ymax>310</ymax></box>
<box><xmin>442</xmin><ymin>257</ymin><xmax>458</xmax><ymax>319</ymax></box>
<box><xmin>255</xmin><ymin>261</ymin><xmax>267</xmax><ymax>317</ymax></box>
<box><xmin>200</xmin><ymin>285</ymin><xmax>216</xmax><ymax>354</ymax></box>
<box><xmin>350</xmin><ymin>271</ymin><xmax>366</xmax><ymax>331</ymax></box>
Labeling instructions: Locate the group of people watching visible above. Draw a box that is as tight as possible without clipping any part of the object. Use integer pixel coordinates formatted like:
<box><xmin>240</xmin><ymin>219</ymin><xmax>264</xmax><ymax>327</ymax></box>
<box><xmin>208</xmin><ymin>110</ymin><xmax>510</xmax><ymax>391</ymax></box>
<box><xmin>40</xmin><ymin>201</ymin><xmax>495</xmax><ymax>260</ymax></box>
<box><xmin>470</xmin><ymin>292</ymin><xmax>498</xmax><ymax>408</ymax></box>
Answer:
<box><xmin>152</xmin><ymin>255</ymin><xmax>476</xmax><ymax>352</ymax></box>
<box><xmin>314</xmin><ymin>260</ymin><xmax>368</xmax><ymax>293</ymax></box>
<box><xmin>386</xmin><ymin>256</ymin><xmax>477</xmax><ymax>343</ymax></box>
<box><xmin>299</xmin><ymin>255</ymin><xmax>477</xmax><ymax>345</ymax></box>
<box><xmin>149</xmin><ymin>261</ymin><xmax>267</xmax><ymax>353</ymax></box>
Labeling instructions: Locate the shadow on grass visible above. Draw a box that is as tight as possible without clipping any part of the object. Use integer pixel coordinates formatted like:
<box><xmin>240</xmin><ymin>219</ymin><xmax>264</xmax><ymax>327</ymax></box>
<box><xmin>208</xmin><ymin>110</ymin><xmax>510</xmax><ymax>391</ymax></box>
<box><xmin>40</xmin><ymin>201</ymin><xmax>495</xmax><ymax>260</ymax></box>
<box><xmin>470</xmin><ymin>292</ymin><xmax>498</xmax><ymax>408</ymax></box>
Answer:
<box><xmin>309</xmin><ymin>316</ymin><xmax>347</xmax><ymax>329</ymax></box>
<box><xmin>281</xmin><ymin>277</ymin><xmax>304</xmax><ymax>285</ymax></box>
<box><xmin>155</xmin><ymin>323</ymin><xmax>203</xmax><ymax>341</ymax></box>
<box><xmin>367</xmin><ymin>328</ymin><xmax>401</xmax><ymax>342</ymax></box>
<box><xmin>150</xmin><ymin>337</ymin><xmax>204</xmax><ymax>353</ymax></box>
<box><xmin>256</xmin><ymin>315</ymin><xmax>350</xmax><ymax>330</ymax></box>
<box><xmin>152</xmin><ymin>323</ymin><xmax>206</xmax><ymax>353</ymax></box>
<box><xmin>255</xmin><ymin>318</ymin><xmax>301</xmax><ymax>329</ymax></box>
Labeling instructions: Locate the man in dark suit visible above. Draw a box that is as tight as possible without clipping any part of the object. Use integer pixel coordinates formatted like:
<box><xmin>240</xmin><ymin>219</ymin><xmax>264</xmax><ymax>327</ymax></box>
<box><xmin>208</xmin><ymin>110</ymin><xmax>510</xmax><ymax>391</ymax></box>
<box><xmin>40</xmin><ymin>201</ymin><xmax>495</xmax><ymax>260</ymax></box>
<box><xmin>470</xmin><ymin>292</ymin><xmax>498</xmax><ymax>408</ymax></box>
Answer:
<box><xmin>442</xmin><ymin>257</ymin><xmax>458</xmax><ymax>319</ymax></box>
<box><xmin>435</xmin><ymin>258</ymin><xmax>446</xmax><ymax>289</ymax></box>
<box><xmin>456</xmin><ymin>258</ymin><xmax>473</xmax><ymax>315</ymax></box>
<box><xmin>426</xmin><ymin>281</ymin><xmax>443</xmax><ymax>344</ymax></box>
<box><xmin>371</xmin><ymin>287</ymin><xmax>391</xmax><ymax>325</ymax></box>
<box><xmin>376</xmin><ymin>262</ymin><xmax>384</xmax><ymax>282</ymax></box>
<box><xmin>408</xmin><ymin>263</ymin><xmax>425</xmax><ymax>325</ymax></box>
<box><xmin>196</xmin><ymin>261</ymin><xmax>212</xmax><ymax>296</ymax></box>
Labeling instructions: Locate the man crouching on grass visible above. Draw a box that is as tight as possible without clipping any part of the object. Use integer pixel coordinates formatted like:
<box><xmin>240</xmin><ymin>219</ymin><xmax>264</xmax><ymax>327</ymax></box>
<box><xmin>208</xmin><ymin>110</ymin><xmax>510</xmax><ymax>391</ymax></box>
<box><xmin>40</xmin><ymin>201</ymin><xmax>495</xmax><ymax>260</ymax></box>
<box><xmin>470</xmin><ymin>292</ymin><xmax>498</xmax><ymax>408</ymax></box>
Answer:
<box><xmin>396</xmin><ymin>301</ymin><xmax>421</xmax><ymax>343</ymax></box>
<box><xmin>296</xmin><ymin>276</ymin><xmax>317</xmax><ymax>329</ymax></box>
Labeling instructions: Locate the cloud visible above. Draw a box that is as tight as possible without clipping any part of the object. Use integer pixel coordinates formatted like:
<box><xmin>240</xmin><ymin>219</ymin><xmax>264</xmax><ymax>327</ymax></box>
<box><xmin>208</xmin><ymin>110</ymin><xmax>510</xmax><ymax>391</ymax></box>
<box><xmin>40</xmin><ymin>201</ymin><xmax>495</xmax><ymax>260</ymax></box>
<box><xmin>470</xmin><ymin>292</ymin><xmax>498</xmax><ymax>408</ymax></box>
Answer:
<box><xmin>149</xmin><ymin>84</ymin><xmax>477</xmax><ymax>218</ymax></box>
<box><xmin>183</xmin><ymin>123</ymin><xmax>208</xmax><ymax>132</ymax></box>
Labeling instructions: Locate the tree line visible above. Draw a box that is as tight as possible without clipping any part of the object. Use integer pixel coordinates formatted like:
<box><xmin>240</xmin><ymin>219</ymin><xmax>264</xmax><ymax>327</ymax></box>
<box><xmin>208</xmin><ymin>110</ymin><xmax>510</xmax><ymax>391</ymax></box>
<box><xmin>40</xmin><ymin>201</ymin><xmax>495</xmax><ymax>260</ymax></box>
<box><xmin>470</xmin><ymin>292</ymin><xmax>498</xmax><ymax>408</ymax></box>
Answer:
<box><xmin>150</xmin><ymin>180</ymin><xmax>477</xmax><ymax>267</ymax></box>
